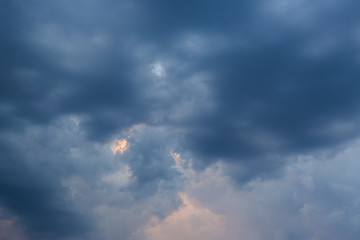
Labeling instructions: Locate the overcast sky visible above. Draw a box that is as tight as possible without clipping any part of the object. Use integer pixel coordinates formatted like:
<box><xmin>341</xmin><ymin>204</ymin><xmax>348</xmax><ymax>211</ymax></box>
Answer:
<box><xmin>1</xmin><ymin>0</ymin><xmax>360</xmax><ymax>239</ymax></box>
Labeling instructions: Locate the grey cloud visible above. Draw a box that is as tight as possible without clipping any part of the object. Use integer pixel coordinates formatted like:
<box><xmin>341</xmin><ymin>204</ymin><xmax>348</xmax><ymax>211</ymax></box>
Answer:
<box><xmin>0</xmin><ymin>139</ymin><xmax>92</xmax><ymax>240</ymax></box>
<box><xmin>2</xmin><ymin>0</ymin><xmax>360</xmax><ymax>239</ymax></box>
<box><xmin>175</xmin><ymin>1</ymin><xmax>360</xmax><ymax>177</ymax></box>
<box><xmin>183</xmin><ymin>143</ymin><xmax>360</xmax><ymax>240</ymax></box>
<box><xmin>0</xmin><ymin>0</ymin><xmax>145</xmax><ymax>139</ymax></box>
<box><xmin>0</xmin><ymin>116</ymin><xmax>182</xmax><ymax>239</ymax></box>
<box><xmin>119</xmin><ymin>126</ymin><xmax>182</xmax><ymax>199</ymax></box>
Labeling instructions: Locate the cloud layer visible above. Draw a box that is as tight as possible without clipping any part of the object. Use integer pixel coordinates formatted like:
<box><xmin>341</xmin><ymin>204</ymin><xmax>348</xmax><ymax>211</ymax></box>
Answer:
<box><xmin>1</xmin><ymin>0</ymin><xmax>360</xmax><ymax>239</ymax></box>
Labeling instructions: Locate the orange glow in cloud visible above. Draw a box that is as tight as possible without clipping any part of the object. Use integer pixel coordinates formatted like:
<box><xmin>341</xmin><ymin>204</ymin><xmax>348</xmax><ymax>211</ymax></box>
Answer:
<box><xmin>145</xmin><ymin>193</ymin><xmax>224</xmax><ymax>240</ymax></box>
<box><xmin>170</xmin><ymin>151</ymin><xmax>182</xmax><ymax>164</ymax></box>
<box><xmin>170</xmin><ymin>150</ymin><xmax>188</xmax><ymax>169</ymax></box>
<box><xmin>111</xmin><ymin>138</ymin><xmax>129</xmax><ymax>155</ymax></box>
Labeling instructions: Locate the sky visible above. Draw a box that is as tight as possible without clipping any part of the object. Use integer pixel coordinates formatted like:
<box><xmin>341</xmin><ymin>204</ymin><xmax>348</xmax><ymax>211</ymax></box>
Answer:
<box><xmin>1</xmin><ymin>0</ymin><xmax>360</xmax><ymax>239</ymax></box>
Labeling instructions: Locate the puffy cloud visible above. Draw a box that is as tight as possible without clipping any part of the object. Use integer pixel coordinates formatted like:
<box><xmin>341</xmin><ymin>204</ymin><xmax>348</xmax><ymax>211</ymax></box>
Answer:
<box><xmin>145</xmin><ymin>193</ymin><xmax>224</xmax><ymax>240</ymax></box>
<box><xmin>142</xmin><ymin>139</ymin><xmax>360</xmax><ymax>240</ymax></box>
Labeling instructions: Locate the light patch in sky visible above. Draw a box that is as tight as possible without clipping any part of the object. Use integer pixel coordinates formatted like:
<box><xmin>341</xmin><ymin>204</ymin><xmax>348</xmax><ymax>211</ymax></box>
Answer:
<box><xmin>0</xmin><ymin>210</ymin><xmax>26</xmax><ymax>240</ymax></box>
<box><xmin>144</xmin><ymin>193</ymin><xmax>224</xmax><ymax>240</ymax></box>
<box><xmin>170</xmin><ymin>151</ymin><xmax>183</xmax><ymax>165</ymax></box>
<box><xmin>302</xmin><ymin>35</ymin><xmax>339</xmax><ymax>59</ymax></box>
<box><xmin>152</xmin><ymin>62</ymin><xmax>166</xmax><ymax>77</ymax></box>
<box><xmin>111</xmin><ymin>138</ymin><xmax>129</xmax><ymax>155</ymax></box>
<box><xmin>178</xmin><ymin>34</ymin><xmax>206</xmax><ymax>54</ymax></box>
<box><xmin>101</xmin><ymin>165</ymin><xmax>132</xmax><ymax>187</ymax></box>
<box><xmin>171</xmin><ymin>151</ymin><xmax>185</xmax><ymax>173</ymax></box>
<box><xmin>266</xmin><ymin>0</ymin><xmax>306</xmax><ymax>13</ymax></box>
<box><xmin>170</xmin><ymin>151</ymin><xmax>194</xmax><ymax>178</ymax></box>
<box><xmin>127</xmin><ymin>124</ymin><xmax>145</xmax><ymax>138</ymax></box>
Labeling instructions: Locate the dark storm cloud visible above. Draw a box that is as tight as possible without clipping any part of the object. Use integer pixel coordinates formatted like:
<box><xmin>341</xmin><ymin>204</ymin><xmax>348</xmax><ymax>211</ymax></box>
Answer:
<box><xmin>176</xmin><ymin>1</ymin><xmax>360</xmax><ymax>172</ymax></box>
<box><xmin>185</xmin><ymin>38</ymin><xmax>360</xmax><ymax>158</ymax></box>
<box><xmin>0</xmin><ymin>140</ymin><xmax>92</xmax><ymax>239</ymax></box>
<box><xmin>117</xmin><ymin>0</ymin><xmax>360</xmax><ymax>172</ymax></box>
<box><xmin>0</xmin><ymin>1</ymin><xmax>159</xmax><ymax>237</ymax></box>
<box><xmin>134</xmin><ymin>0</ymin><xmax>259</xmax><ymax>37</ymax></box>
<box><xmin>0</xmin><ymin>0</ymin><xmax>144</xmax><ymax>138</ymax></box>
<box><xmin>2</xmin><ymin>0</ymin><xmax>360</xmax><ymax>239</ymax></box>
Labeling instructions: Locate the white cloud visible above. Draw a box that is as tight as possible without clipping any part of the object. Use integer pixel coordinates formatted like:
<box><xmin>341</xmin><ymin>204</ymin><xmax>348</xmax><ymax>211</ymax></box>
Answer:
<box><xmin>151</xmin><ymin>62</ymin><xmax>166</xmax><ymax>78</ymax></box>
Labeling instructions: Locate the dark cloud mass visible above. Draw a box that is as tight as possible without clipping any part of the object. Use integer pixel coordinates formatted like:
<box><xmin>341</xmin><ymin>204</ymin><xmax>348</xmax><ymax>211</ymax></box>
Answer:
<box><xmin>0</xmin><ymin>138</ymin><xmax>92</xmax><ymax>239</ymax></box>
<box><xmin>1</xmin><ymin>0</ymin><xmax>360</xmax><ymax>239</ymax></box>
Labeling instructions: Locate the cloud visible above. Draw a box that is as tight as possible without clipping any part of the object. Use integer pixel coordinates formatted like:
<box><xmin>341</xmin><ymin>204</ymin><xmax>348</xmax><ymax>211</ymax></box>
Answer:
<box><xmin>120</xmin><ymin>126</ymin><xmax>182</xmax><ymax>199</ymax></box>
<box><xmin>0</xmin><ymin>209</ymin><xmax>26</xmax><ymax>240</ymax></box>
<box><xmin>145</xmin><ymin>193</ymin><xmax>224</xmax><ymax>240</ymax></box>
<box><xmin>0</xmin><ymin>118</ymin><xmax>96</xmax><ymax>239</ymax></box>
<box><xmin>143</xmin><ymin>139</ymin><xmax>360</xmax><ymax>240</ymax></box>
<box><xmin>1</xmin><ymin>0</ymin><xmax>360</xmax><ymax>239</ymax></box>
<box><xmin>111</xmin><ymin>138</ymin><xmax>130</xmax><ymax>155</ymax></box>
<box><xmin>0</xmin><ymin>116</ymin><xmax>182</xmax><ymax>240</ymax></box>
